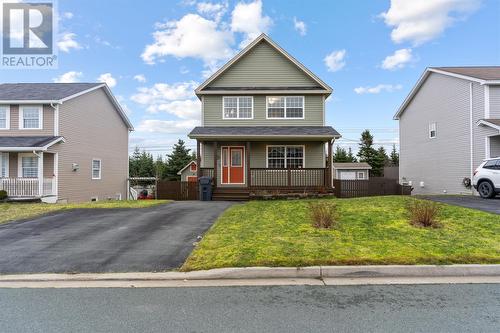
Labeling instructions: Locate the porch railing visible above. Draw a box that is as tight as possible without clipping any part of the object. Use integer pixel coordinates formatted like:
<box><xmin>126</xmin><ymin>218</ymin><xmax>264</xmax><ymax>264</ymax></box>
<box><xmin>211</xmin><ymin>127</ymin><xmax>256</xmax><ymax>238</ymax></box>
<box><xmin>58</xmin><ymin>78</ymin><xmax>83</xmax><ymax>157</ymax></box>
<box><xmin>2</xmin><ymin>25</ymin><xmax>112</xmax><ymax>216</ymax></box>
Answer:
<box><xmin>200</xmin><ymin>167</ymin><xmax>214</xmax><ymax>178</ymax></box>
<box><xmin>250</xmin><ymin>168</ymin><xmax>326</xmax><ymax>188</ymax></box>
<box><xmin>0</xmin><ymin>177</ymin><xmax>56</xmax><ymax>197</ymax></box>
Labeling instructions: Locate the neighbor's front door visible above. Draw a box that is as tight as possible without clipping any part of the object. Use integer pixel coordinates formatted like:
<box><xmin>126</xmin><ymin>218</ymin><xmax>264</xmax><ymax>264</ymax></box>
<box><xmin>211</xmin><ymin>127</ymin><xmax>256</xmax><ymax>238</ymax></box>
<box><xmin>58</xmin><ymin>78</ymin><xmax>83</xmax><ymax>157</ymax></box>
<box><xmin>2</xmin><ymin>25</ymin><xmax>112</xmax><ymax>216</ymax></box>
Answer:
<box><xmin>222</xmin><ymin>146</ymin><xmax>245</xmax><ymax>184</ymax></box>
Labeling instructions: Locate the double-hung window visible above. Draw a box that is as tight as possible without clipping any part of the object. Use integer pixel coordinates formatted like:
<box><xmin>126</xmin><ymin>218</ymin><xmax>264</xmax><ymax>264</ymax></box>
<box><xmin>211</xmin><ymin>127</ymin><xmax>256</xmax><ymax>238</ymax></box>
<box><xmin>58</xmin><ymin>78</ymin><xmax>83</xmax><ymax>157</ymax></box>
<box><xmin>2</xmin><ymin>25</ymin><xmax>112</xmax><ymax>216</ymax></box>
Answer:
<box><xmin>267</xmin><ymin>146</ymin><xmax>304</xmax><ymax>168</ymax></box>
<box><xmin>0</xmin><ymin>153</ymin><xmax>8</xmax><ymax>178</ymax></box>
<box><xmin>429</xmin><ymin>122</ymin><xmax>437</xmax><ymax>139</ymax></box>
<box><xmin>0</xmin><ymin>106</ymin><xmax>9</xmax><ymax>129</ymax></box>
<box><xmin>20</xmin><ymin>154</ymin><xmax>38</xmax><ymax>178</ymax></box>
<box><xmin>223</xmin><ymin>97</ymin><xmax>253</xmax><ymax>119</ymax></box>
<box><xmin>92</xmin><ymin>159</ymin><xmax>102</xmax><ymax>180</ymax></box>
<box><xmin>20</xmin><ymin>106</ymin><xmax>42</xmax><ymax>129</ymax></box>
<box><xmin>267</xmin><ymin>96</ymin><xmax>304</xmax><ymax>119</ymax></box>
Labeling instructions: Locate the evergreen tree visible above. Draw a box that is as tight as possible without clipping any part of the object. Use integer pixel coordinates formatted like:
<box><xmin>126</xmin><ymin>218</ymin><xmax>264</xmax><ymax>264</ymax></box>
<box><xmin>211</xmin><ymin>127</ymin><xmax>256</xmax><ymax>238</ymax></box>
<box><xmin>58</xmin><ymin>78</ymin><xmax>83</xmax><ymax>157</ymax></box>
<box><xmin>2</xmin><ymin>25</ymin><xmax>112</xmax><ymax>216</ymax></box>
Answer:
<box><xmin>332</xmin><ymin>147</ymin><xmax>349</xmax><ymax>162</ymax></box>
<box><xmin>373</xmin><ymin>146</ymin><xmax>389</xmax><ymax>176</ymax></box>
<box><xmin>357</xmin><ymin>130</ymin><xmax>378</xmax><ymax>174</ymax></box>
<box><xmin>129</xmin><ymin>147</ymin><xmax>141</xmax><ymax>177</ymax></box>
<box><xmin>347</xmin><ymin>147</ymin><xmax>357</xmax><ymax>163</ymax></box>
<box><xmin>155</xmin><ymin>155</ymin><xmax>166</xmax><ymax>178</ymax></box>
<box><xmin>390</xmin><ymin>144</ymin><xmax>399</xmax><ymax>166</ymax></box>
<box><xmin>164</xmin><ymin>140</ymin><xmax>193</xmax><ymax>180</ymax></box>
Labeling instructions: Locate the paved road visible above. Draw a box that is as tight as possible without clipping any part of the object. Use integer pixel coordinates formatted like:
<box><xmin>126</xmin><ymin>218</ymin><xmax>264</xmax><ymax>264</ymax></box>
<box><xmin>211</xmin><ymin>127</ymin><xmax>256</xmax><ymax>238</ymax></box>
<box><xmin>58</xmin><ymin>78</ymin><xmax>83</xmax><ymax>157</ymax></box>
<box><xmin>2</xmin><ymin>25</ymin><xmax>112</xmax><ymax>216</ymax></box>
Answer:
<box><xmin>423</xmin><ymin>195</ymin><xmax>500</xmax><ymax>214</ymax></box>
<box><xmin>0</xmin><ymin>201</ymin><xmax>233</xmax><ymax>274</ymax></box>
<box><xmin>0</xmin><ymin>284</ymin><xmax>498</xmax><ymax>332</ymax></box>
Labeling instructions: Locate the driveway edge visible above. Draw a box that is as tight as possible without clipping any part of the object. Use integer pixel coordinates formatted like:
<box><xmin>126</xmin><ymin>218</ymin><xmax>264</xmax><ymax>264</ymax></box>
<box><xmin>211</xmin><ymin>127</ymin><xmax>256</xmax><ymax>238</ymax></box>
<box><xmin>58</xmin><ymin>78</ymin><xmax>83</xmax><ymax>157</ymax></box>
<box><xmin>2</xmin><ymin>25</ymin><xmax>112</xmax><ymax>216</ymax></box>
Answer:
<box><xmin>0</xmin><ymin>264</ymin><xmax>499</xmax><ymax>282</ymax></box>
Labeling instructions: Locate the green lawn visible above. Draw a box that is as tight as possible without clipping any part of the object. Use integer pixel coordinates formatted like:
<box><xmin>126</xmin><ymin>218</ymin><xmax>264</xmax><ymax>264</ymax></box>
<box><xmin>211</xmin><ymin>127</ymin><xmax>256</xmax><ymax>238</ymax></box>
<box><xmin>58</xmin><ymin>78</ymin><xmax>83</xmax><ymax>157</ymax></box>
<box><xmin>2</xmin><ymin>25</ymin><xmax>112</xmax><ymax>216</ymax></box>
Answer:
<box><xmin>182</xmin><ymin>196</ymin><xmax>500</xmax><ymax>271</ymax></box>
<box><xmin>0</xmin><ymin>200</ymin><xmax>169</xmax><ymax>225</ymax></box>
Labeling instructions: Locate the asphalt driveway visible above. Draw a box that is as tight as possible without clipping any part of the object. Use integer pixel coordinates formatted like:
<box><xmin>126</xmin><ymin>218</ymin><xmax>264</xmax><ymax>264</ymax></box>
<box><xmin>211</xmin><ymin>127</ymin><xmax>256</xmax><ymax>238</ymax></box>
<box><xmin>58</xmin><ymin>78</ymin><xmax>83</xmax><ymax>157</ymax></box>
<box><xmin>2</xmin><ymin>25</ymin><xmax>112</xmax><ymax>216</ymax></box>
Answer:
<box><xmin>0</xmin><ymin>201</ymin><xmax>233</xmax><ymax>274</ymax></box>
<box><xmin>422</xmin><ymin>195</ymin><xmax>500</xmax><ymax>215</ymax></box>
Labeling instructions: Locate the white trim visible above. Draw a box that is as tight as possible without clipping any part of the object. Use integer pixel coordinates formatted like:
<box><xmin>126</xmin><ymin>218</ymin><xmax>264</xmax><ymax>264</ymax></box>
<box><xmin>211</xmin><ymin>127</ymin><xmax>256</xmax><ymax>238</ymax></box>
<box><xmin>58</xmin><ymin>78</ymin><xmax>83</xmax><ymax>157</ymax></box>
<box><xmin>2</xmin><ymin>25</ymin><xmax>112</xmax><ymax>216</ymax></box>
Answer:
<box><xmin>177</xmin><ymin>161</ymin><xmax>197</xmax><ymax>175</ymax></box>
<box><xmin>0</xmin><ymin>105</ymin><xmax>10</xmax><ymax>130</ymax></box>
<box><xmin>477</xmin><ymin>119</ymin><xmax>500</xmax><ymax>133</ymax></box>
<box><xmin>17</xmin><ymin>152</ymin><xmax>39</xmax><ymax>178</ymax></box>
<box><xmin>428</xmin><ymin>68</ymin><xmax>486</xmax><ymax>84</ymax></box>
<box><xmin>91</xmin><ymin>158</ymin><xmax>102</xmax><ymax>180</ymax></box>
<box><xmin>54</xmin><ymin>152</ymin><xmax>59</xmax><ymax>198</ymax></box>
<box><xmin>201</xmin><ymin>95</ymin><xmax>205</xmax><ymax>126</ymax></box>
<box><xmin>322</xmin><ymin>95</ymin><xmax>325</xmax><ymax>126</ymax></box>
<box><xmin>429</xmin><ymin>122</ymin><xmax>437</xmax><ymax>139</ymax></box>
<box><xmin>59</xmin><ymin>84</ymin><xmax>106</xmax><ymax>103</ymax></box>
<box><xmin>222</xmin><ymin>96</ymin><xmax>254</xmax><ymax>120</ymax></box>
<box><xmin>0</xmin><ymin>137</ymin><xmax>66</xmax><ymax>152</ymax></box>
<box><xmin>196</xmin><ymin>34</ymin><xmax>332</xmax><ymax>94</ymax></box>
<box><xmin>486</xmin><ymin>136</ymin><xmax>491</xmax><ymax>159</ymax></box>
<box><xmin>53</xmin><ymin>104</ymin><xmax>59</xmax><ymax>136</ymax></box>
<box><xmin>198</xmin><ymin>89</ymin><xmax>328</xmax><ymax>95</ymax></box>
<box><xmin>19</xmin><ymin>105</ymin><xmax>43</xmax><ymax>130</ymax></box>
<box><xmin>38</xmin><ymin>152</ymin><xmax>43</xmax><ymax>195</ymax></box>
<box><xmin>469</xmin><ymin>83</ymin><xmax>474</xmax><ymax>184</ymax></box>
<box><xmin>485</xmin><ymin>85</ymin><xmax>490</xmax><ymax>118</ymax></box>
<box><xmin>265</xmin><ymin>96</ymin><xmax>305</xmax><ymax>119</ymax></box>
<box><xmin>0</xmin><ymin>152</ymin><xmax>9</xmax><ymax>178</ymax></box>
<box><xmin>220</xmin><ymin>146</ymin><xmax>246</xmax><ymax>185</ymax></box>
<box><xmin>265</xmin><ymin>145</ymin><xmax>306</xmax><ymax>168</ymax></box>
<box><xmin>357</xmin><ymin>171</ymin><xmax>365</xmax><ymax>180</ymax></box>
<box><xmin>189</xmin><ymin>134</ymin><xmax>341</xmax><ymax>140</ymax></box>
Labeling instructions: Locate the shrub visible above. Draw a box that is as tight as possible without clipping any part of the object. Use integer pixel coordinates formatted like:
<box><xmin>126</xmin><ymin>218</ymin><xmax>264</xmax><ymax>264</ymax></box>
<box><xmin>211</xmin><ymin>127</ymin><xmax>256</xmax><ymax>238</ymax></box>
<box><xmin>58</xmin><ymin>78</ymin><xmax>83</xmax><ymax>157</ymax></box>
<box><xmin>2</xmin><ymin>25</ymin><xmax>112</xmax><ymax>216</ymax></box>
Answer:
<box><xmin>309</xmin><ymin>201</ymin><xmax>339</xmax><ymax>229</ymax></box>
<box><xmin>0</xmin><ymin>190</ymin><xmax>7</xmax><ymax>201</ymax></box>
<box><xmin>407</xmin><ymin>199</ymin><xmax>441</xmax><ymax>228</ymax></box>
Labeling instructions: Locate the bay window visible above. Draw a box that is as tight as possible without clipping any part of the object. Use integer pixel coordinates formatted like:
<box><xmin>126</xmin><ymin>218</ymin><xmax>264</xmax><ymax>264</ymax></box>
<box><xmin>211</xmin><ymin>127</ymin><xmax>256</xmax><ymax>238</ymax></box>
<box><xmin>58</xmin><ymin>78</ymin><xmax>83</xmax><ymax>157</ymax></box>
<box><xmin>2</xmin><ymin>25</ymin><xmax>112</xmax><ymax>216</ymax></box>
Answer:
<box><xmin>223</xmin><ymin>96</ymin><xmax>253</xmax><ymax>119</ymax></box>
<box><xmin>267</xmin><ymin>96</ymin><xmax>304</xmax><ymax>119</ymax></box>
<box><xmin>267</xmin><ymin>146</ymin><xmax>304</xmax><ymax>168</ymax></box>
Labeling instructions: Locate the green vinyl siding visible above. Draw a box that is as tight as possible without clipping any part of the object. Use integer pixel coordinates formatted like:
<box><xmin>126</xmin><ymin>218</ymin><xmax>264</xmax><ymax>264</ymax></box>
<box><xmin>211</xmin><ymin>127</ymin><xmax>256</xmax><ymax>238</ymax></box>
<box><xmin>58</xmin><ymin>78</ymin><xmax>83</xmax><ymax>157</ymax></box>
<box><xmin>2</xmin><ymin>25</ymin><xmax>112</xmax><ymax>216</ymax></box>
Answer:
<box><xmin>203</xmin><ymin>95</ymin><xmax>324</xmax><ymax>126</ymax></box>
<box><xmin>208</xmin><ymin>40</ymin><xmax>319</xmax><ymax>88</ymax></box>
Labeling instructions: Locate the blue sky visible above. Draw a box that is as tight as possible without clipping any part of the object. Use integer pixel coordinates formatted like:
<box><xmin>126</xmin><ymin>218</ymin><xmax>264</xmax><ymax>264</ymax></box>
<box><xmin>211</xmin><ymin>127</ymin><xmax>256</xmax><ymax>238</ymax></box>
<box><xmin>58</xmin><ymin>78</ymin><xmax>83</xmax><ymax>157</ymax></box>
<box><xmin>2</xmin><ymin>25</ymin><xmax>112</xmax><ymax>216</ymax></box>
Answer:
<box><xmin>1</xmin><ymin>0</ymin><xmax>499</xmax><ymax>156</ymax></box>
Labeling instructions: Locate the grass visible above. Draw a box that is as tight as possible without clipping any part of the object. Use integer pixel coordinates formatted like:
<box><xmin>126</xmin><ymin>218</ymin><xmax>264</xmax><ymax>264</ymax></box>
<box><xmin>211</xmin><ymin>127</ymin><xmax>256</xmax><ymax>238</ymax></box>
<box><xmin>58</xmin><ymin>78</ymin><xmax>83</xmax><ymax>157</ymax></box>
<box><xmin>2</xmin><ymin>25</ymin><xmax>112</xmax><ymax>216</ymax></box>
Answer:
<box><xmin>0</xmin><ymin>200</ymin><xmax>170</xmax><ymax>225</ymax></box>
<box><xmin>182</xmin><ymin>196</ymin><xmax>500</xmax><ymax>271</ymax></box>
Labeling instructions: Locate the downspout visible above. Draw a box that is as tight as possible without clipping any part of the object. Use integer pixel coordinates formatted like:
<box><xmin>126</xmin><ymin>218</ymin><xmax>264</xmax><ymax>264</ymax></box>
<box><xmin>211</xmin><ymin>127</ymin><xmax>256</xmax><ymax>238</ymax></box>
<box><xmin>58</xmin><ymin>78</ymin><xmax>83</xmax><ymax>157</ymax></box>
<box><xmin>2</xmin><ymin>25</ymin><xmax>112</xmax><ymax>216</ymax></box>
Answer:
<box><xmin>469</xmin><ymin>83</ymin><xmax>474</xmax><ymax>195</ymax></box>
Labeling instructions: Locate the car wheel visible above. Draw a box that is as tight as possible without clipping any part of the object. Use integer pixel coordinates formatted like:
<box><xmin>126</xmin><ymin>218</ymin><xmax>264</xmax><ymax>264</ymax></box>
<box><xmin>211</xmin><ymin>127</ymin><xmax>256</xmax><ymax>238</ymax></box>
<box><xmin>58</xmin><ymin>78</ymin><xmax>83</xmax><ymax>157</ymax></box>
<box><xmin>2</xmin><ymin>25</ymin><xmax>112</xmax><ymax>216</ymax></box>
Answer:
<box><xmin>478</xmin><ymin>181</ymin><xmax>495</xmax><ymax>199</ymax></box>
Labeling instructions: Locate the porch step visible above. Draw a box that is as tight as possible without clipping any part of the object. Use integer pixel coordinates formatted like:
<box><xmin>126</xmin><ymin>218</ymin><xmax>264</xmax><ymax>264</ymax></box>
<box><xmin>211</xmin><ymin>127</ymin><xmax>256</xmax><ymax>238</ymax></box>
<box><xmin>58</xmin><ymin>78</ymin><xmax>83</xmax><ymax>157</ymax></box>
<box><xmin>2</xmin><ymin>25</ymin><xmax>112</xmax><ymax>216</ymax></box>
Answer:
<box><xmin>212</xmin><ymin>188</ymin><xmax>250</xmax><ymax>201</ymax></box>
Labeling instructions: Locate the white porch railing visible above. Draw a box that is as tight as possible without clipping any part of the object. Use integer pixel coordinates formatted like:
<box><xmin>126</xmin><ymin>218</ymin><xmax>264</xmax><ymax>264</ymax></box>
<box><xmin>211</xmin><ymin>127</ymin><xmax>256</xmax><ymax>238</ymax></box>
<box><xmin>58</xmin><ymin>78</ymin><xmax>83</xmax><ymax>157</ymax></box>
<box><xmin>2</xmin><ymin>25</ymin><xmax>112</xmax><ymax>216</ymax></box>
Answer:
<box><xmin>0</xmin><ymin>178</ymin><xmax>56</xmax><ymax>197</ymax></box>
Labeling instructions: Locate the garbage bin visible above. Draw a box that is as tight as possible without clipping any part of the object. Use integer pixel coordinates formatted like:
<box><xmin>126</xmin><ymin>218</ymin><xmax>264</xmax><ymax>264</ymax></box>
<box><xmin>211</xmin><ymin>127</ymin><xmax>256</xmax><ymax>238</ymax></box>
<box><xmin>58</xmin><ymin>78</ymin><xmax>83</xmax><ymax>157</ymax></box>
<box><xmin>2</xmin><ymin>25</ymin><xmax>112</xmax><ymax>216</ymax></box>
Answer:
<box><xmin>198</xmin><ymin>176</ymin><xmax>213</xmax><ymax>201</ymax></box>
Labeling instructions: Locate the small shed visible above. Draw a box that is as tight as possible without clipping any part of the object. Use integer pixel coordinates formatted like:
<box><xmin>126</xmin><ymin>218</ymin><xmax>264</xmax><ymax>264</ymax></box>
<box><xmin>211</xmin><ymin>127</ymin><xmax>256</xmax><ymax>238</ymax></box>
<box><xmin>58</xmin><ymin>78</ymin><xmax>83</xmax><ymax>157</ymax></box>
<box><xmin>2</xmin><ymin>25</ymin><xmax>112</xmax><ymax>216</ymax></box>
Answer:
<box><xmin>332</xmin><ymin>162</ymin><xmax>372</xmax><ymax>180</ymax></box>
<box><xmin>177</xmin><ymin>161</ymin><xmax>198</xmax><ymax>182</ymax></box>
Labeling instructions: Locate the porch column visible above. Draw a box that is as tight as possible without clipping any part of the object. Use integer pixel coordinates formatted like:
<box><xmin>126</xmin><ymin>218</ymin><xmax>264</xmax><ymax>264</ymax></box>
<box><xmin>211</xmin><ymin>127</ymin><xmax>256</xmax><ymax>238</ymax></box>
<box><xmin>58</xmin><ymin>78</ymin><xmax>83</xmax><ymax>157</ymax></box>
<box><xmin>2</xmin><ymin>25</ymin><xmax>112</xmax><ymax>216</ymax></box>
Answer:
<box><xmin>246</xmin><ymin>141</ymin><xmax>251</xmax><ymax>188</ymax></box>
<box><xmin>196</xmin><ymin>140</ymin><xmax>201</xmax><ymax>179</ymax></box>
<box><xmin>327</xmin><ymin>140</ymin><xmax>333</xmax><ymax>189</ymax></box>
<box><xmin>38</xmin><ymin>151</ymin><xmax>44</xmax><ymax>196</ymax></box>
<box><xmin>213</xmin><ymin>141</ymin><xmax>218</xmax><ymax>188</ymax></box>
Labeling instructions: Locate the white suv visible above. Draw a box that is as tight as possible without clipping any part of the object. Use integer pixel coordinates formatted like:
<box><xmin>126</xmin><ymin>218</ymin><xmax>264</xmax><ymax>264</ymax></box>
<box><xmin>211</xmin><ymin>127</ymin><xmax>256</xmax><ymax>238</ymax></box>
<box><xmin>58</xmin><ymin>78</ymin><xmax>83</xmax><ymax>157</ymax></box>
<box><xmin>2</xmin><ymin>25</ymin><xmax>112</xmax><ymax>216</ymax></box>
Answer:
<box><xmin>473</xmin><ymin>157</ymin><xmax>500</xmax><ymax>198</ymax></box>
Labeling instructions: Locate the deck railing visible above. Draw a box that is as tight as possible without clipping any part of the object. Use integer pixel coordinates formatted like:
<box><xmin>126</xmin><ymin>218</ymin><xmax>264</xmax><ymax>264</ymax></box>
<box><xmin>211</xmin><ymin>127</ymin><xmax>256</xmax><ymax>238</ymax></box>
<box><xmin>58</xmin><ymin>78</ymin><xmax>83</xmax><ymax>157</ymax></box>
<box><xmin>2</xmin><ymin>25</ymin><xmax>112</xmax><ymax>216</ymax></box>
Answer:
<box><xmin>200</xmin><ymin>167</ymin><xmax>214</xmax><ymax>178</ymax></box>
<box><xmin>0</xmin><ymin>177</ymin><xmax>56</xmax><ymax>197</ymax></box>
<box><xmin>250</xmin><ymin>168</ymin><xmax>326</xmax><ymax>188</ymax></box>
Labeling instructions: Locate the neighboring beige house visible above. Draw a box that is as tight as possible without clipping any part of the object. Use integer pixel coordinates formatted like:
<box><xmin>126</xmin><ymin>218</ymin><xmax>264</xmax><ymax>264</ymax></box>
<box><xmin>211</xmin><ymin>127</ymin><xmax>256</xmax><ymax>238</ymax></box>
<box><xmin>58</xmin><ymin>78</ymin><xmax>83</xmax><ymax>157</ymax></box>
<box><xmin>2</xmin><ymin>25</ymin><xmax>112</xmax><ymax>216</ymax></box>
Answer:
<box><xmin>177</xmin><ymin>161</ymin><xmax>198</xmax><ymax>182</ymax></box>
<box><xmin>332</xmin><ymin>162</ymin><xmax>371</xmax><ymax>180</ymax></box>
<box><xmin>188</xmin><ymin>34</ymin><xmax>341</xmax><ymax>200</ymax></box>
<box><xmin>395</xmin><ymin>67</ymin><xmax>500</xmax><ymax>195</ymax></box>
<box><xmin>0</xmin><ymin>83</ymin><xmax>133</xmax><ymax>203</ymax></box>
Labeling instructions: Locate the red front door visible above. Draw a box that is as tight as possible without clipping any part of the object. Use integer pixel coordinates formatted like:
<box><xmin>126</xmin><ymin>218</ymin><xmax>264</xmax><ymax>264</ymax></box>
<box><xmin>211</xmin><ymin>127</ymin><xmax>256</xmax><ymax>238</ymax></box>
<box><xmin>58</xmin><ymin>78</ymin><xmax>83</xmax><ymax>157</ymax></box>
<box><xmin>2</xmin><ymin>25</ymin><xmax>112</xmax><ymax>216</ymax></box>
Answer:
<box><xmin>222</xmin><ymin>146</ymin><xmax>245</xmax><ymax>184</ymax></box>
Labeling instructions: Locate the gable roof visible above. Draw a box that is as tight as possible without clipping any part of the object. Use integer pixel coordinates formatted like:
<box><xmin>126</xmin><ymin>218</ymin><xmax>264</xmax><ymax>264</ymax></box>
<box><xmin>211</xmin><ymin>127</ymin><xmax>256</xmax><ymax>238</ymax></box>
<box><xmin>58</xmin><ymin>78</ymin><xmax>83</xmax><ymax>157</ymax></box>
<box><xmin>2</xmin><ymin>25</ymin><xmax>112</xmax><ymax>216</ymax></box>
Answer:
<box><xmin>332</xmin><ymin>162</ymin><xmax>372</xmax><ymax>170</ymax></box>
<box><xmin>195</xmin><ymin>34</ymin><xmax>332</xmax><ymax>96</ymax></box>
<box><xmin>477</xmin><ymin>119</ymin><xmax>500</xmax><ymax>133</ymax></box>
<box><xmin>394</xmin><ymin>66</ymin><xmax>500</xmax><ymax>120</ymax></box>
<box><xmin>0</xmin><ymin>83</ymin><xmax>133</xmax><ymax>130</ymax></box>
<box><xmin>177</xmin><ymin>161</ymin><xmax>197</xmax><ymax>175</ymax></box>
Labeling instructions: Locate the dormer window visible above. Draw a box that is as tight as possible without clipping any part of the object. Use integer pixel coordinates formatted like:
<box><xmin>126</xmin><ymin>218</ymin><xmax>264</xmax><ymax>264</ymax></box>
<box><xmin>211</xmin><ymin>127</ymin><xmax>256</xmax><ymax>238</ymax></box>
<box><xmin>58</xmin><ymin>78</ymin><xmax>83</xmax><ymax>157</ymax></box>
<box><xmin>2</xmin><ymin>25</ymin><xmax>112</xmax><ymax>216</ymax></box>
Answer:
<box><xmin>267</xmin><ymin>96</ymin><xmax>304</xmax><ymax>119</ymax></box>
<box><xmin>20</xmin><ymin>106</ymin><xmax>42</xmax><ymax>129</ymax></box>
<box><xmin>223</xmin><ymin>97</ymin><xmax>253</xmax><ymax>119</ymax></box>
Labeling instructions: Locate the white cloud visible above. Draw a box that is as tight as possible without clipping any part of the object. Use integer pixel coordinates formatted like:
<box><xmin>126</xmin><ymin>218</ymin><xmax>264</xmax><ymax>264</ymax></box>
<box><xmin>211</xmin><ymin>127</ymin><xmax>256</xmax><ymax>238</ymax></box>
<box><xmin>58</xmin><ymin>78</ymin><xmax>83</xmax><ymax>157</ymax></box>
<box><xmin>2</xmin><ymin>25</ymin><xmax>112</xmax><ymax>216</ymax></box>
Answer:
<box><xmin>293</xmin><ymin>17</ymin><xmax>307</xmax><ymax>36</ymax></box>
<box><xmin>63</xmin><ymin>12</ymin><xmax>74</xmax><ymax>19</ymax></box>
<box><xmin>57</xmin><ymin>32</ymin><xmax>82</xmax><ymax>53</ymax></box>
<box><xmin>231</xmin><ymin>0</ymin><xmax>272</xmax><ymax>47</ymax></box>
<box><xmin>197</xmin><ymin>1</ymin><xmax>228</xmax><ymax>22</ymax></box>
<box><xmin>354</xmin><ymin>84</ymin><xmax>403</xmax><ymax>94</ymax></box>
<box><xmin>136</xmin><ymin>119</ymin><xmax>200</xmax><ymax>134</ymax></box>
<box><xmin>141</xmin><ymin>13</ymin><xmax>234</xmax><ymax>71</ymax></box>
<box><xmin>324</xmin><ymin>49</ymin><xmax>346</xmax><ymax>72</ymax></box>
<box><xmin>148</xmin><ymin>99</ymin><xmax>201</xmax><ymax>119</ymax></box>
<box><xmin>131</xmin><ymin>81</ymin><xmax>198</xmax><ymax>105</ymax></box>
<box><xmin>134</xmin><ymin>74</ymin><xmax>146</xmax><ymax>83</ymax></box>
<box><xmin>53</xmin><ymin>71</ymin><xmax>83</xmax><ymax>83</ymax></box>
<box><xmin>116</xmin><ymin>95</ymin><xmax>132</xmax><ymax>115</ymax></box>
<box><xmin>381</xmin><ymin>48</ymin><xmax>413</xmax><ymax>70</ymax></box>
<box><xmin>97</xmin><ymin>73</ymin><xmax>117</xmax><ymax>88</ymax></box>
<box><xmin>380</xmin><ymin>0</ymin><xmax>481</xmax><ymax>46</ymax></box>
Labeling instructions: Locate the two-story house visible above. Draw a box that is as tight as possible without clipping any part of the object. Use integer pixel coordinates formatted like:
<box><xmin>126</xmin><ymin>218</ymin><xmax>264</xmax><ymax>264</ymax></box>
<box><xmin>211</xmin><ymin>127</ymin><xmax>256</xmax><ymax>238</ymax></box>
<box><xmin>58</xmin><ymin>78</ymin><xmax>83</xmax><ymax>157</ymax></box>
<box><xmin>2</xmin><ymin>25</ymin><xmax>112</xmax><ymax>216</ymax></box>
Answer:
<box><xmin>188</xmin><ymin>34</ymin><xmax>341</xmax><ymax>200</ymax></box>
<box><xmin>395</xmin><ymin>67</ymin><xmax>500</xmax><ymax>195</ymax></box>
<box><xmin>0</xmin><ymin>83</ymin><xmax>133</xmax><ymax>203</ymax></box>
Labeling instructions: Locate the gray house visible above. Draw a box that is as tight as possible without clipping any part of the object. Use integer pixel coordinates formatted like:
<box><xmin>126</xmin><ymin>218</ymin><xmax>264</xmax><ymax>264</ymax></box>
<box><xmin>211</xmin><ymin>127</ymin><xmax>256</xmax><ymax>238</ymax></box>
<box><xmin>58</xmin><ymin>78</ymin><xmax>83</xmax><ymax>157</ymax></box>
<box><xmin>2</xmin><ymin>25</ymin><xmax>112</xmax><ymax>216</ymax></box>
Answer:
<box><xmin>395</xmin><ymin>67</ymin><xmax>500</xmax><ymax>195</ymax></box>
<box><xmin>188</xmin><ymin>34</ymin><xmax>341</xmax><ymax>200</ymax></box>
<box><xmin>0</xmin><ymin>83</ymin><xmax>133</xmax><ymax>203</ymax></box>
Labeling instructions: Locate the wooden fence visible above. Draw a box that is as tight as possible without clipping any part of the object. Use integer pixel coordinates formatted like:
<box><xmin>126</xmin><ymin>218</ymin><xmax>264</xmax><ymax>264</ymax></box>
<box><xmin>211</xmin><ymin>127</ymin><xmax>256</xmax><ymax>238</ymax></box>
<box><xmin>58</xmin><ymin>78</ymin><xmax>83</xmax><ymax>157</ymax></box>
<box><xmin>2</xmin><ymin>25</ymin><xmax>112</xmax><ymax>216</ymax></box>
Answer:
<box><xmin>156</xmin><ymin>181</ymin><xmax>198</xmax><ymax>200</ymax></box>
<box><xmin>332</xmin><ymin>178</ymin><xmax>412</xmax><ymax>198</ymax></box>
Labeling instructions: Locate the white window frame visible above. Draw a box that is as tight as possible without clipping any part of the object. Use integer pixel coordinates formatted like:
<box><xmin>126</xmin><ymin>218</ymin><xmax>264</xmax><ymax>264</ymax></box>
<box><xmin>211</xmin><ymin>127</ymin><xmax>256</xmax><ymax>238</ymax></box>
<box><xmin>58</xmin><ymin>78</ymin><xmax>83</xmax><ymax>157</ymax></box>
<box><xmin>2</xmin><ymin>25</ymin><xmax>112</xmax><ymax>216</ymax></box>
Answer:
<box><xmin>19</xmin><ymin>105</ymin><xmax>43</xmax><ymax>130</ymax></box>
<box><xmin>266</xmin><ymin>96</ymin><xmax>305</xmax><ymax>119</ymax></box>
<box><xmin>429</xmin><ymin>122</ymin><xmax>437</xmax><ymax>139</ymax></box>
<box><xmin>266</xmin><ymin>145</ymin><xmax>306</xmax><ymax>168</ymax></box>
<box><xmin>92</xmin><ymin>159</ymin><xmax>102</xmax><ymax>180</ymax></box>
<box><xmin>222</xmin><ymin>96</ymin><xmax>254</xmax><ymax>120</ymax></box>
<box><xmin>0</xmin><ymin>106</ymin><xmax>10</xmax><ymax>130</ymax></box>
<box><xmin>0</xmin><ymin>153</ymin><xmax>9</xmax><ymax>178</ymax></box>
<box><xmin>18</xmin><ymin>153</ymin><xmax>39</xmax><ymax>178</ymax></box>
<box><xmin>357</xmin><ymin>171</ymin><xmax>365</xmax><ymax>179</ymax></box>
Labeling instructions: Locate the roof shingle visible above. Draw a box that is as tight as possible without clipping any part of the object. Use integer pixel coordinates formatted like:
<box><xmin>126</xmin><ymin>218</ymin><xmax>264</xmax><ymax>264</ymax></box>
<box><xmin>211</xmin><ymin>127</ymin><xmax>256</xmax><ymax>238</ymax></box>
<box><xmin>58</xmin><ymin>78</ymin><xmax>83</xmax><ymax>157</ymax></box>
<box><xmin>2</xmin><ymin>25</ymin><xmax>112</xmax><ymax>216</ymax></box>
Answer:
<box><xmin>0</xmin><ymin>83</ymin><xmax>102</xmax><ymax>101</ymax></box>
<box><xmin>432</xmin><ymin>67</ymin><xmax>500</xmax><ymax>80</ymax></box>
<box><xmin>188</xmin><ymin>126</ymin><xmax>341</xmax><ymax>138</ymax></box>
<box><xmin>0</xmin><ymin>136</ymin><xmax>63</xmax><ymax>148</ymax></box>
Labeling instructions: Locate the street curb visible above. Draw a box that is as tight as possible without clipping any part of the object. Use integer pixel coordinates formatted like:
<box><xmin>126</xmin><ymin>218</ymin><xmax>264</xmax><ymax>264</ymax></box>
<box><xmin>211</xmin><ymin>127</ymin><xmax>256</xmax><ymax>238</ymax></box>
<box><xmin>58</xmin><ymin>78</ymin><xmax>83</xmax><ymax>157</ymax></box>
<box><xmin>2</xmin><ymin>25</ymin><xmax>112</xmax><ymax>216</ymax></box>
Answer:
<box><xmin>0</xmin><ymin>265</ymin><xmax>498</xmax><ymax>282</ymax></box>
